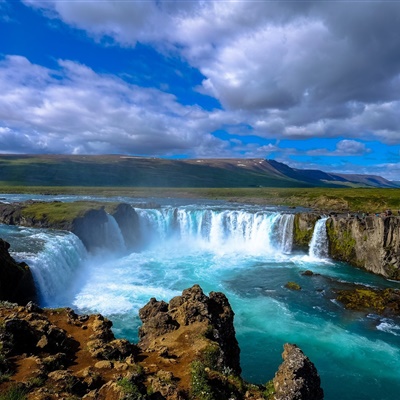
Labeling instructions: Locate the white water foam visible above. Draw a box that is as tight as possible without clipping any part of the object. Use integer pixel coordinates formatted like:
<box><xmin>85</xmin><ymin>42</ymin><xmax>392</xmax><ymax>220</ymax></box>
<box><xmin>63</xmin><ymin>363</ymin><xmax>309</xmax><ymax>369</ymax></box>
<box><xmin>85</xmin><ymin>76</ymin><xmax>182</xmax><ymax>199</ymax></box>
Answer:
<box><xmin>377</xmin><ymin>320</ymin><xmax>400</xmax><ymax>336</ymax></box>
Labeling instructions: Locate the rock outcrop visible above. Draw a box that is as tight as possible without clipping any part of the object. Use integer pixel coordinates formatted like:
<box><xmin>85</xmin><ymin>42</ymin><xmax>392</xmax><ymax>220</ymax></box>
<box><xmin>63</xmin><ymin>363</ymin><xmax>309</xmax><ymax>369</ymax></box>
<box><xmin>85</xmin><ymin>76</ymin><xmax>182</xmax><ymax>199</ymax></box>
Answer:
<box><xmin>327</xmin><ymin>215</ymin><xmax>400</xmax><ymax>279</ymax></box>
<box><xmin>273</xmin><ymin>344</ymin><xmax>323</xmax><ymax>400</ymax></box>
<box><xmin>0</xmin><ymin>239</ymin><xmax>36</xmax><ymax>305</ymax></box>
<box><xmin>0</xmin><ymin>303</ymin><xmax>140</xmax><ymax>400</ymax></box>
<box><xmin>71</xmin><ymin>207</ymin><xmax>110</xmax><ymax>251</ymax></box>
<box><xmin>0</xmin><ymin>286</ymin><xmax>324</xmax><ymax>400</ymax></box>
<box><xmin>111</xmin><ymin>203</ymin><xmax>141</xmax><ymax>250</ymax></box>
<box><xmin>138</xmin><ymin>284</ymin><xmax>241</xmax><ymax>375</ymax></box>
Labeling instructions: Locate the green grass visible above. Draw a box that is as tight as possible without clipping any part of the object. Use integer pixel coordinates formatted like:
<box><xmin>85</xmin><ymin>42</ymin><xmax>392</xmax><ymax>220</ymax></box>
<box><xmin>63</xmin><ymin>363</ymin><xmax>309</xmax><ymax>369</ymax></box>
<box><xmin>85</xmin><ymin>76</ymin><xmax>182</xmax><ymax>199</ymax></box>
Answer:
<box><xmin>0</xmin><ymin>385</ymin><xmax>27</xmax><ymax>400</ymax></box>
<box><xmin>1</xmin><ymin>186</ymin><xmax>400</xmax><ymax>213</ymax></box>
<box><xmin>190</xmin><ymin>361</ymin><xmax>215</xmax><ymax>400</ymax></box>
<box><xmin>20</xmin><ymin>201</ymin><xmax>120</xmax><ymax>224</ymax></box>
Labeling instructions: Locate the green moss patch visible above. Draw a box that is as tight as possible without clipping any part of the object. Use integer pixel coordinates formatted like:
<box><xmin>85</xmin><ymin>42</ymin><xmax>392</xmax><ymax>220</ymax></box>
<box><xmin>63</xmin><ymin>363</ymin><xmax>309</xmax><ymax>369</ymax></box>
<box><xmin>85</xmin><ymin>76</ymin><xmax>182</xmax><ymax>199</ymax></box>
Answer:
<box><xmin>285</xmin><ymin>281</ymin><xmax>302</xmax><ymax>291</ymax></box>
<box><xmin>21</xmin><ymin>201</ymin><xmax>119</xmax><ymax>225</ymax></box>
<box><xmin>326</xmin><ymin>220</ymin><xmax>357</xmax><ymax>264</ymax></box>
<box><xmin>336</xmin><ymin>287</ymin><xmax>400</xmax><ymax>315</ymax></box>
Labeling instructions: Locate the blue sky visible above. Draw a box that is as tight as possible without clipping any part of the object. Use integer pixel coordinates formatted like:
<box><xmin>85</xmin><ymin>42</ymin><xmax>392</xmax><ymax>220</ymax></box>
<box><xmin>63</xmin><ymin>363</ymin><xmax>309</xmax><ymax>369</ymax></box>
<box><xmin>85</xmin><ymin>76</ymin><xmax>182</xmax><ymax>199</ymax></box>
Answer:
<box><xmin>1</xmin><ymin>1</ymin><xmax>400</xmax><ymax>180</ymax></box>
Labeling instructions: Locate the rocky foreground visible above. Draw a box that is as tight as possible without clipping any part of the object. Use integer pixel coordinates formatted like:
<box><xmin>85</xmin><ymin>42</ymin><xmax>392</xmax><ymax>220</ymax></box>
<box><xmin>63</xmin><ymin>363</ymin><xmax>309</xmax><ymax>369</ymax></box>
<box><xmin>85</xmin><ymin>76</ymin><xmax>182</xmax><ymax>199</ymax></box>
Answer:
<box><xmin>0</xmin><ymin>285</ymin><xmax>323</xmax><ymax>400</ymax></box>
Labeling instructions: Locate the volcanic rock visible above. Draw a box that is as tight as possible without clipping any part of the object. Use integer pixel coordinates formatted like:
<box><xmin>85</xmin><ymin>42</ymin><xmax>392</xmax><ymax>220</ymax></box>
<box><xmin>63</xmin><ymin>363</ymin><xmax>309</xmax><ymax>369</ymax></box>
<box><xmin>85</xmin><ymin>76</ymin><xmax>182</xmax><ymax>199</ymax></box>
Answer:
<box><xmin>273</xmin><ymin>343</ymin><xmax>323</xmax><ymax>400</ymax></box>
<box><xmin>139</xmin><ymin>284</ymin><xmax>241</xmax><ymax>375</ymax></box>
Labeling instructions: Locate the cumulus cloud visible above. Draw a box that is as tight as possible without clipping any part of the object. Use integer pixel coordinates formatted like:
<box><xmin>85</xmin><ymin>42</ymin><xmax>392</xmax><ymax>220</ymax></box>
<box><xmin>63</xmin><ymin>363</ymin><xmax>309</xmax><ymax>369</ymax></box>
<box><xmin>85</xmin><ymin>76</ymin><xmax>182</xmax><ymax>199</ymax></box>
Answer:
<box><xmin>0</xmin><ymin>55</ymin><xmax>226</xmax><ymax>155</ymax></box>
<box><xmin>307</xmin><ymin>140</ymin><xmax>371</xmax><ymax>157</ymax></box>
<box><xmin>22</xmin><ymin>0</ymin><xmax>400</xmax><ymax>145</ymax></box>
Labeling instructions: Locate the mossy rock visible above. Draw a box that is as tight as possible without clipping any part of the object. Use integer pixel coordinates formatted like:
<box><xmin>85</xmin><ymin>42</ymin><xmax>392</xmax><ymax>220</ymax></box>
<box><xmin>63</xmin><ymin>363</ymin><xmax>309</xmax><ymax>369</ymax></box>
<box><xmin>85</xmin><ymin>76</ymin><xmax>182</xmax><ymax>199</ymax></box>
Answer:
<box><xmin>293</xmin><ymin>213</ymin><xmax>319</xmax><ymax>250</ymax></box>
<box><xmin>336</xmin><ymin>287</ymin><xmax>400</xmax><ymax>315</ymax></box>
<box><xmin>285</xmin><ymin>281</ymin><xmax>302</xmax><ymax>291</ymax></box>
<box><xmin>21</xmin><ymin>201</ymin><xmax>120</xmax><ymax>226</ymax></box>
<box><xmin>326</xmin><ymin>219</ymin><xmax>357</xmax><ymax>264</ymax></box>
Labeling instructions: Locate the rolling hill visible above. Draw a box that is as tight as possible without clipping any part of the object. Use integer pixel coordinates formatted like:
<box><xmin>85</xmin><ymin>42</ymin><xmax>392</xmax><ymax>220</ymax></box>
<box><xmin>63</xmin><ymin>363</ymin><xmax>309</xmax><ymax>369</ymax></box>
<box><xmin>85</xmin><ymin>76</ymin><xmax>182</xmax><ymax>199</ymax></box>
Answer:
<box><xmin>0</xmin><ymin>154</ymin><xmax>397</xmax><ymax>188</ymax></box>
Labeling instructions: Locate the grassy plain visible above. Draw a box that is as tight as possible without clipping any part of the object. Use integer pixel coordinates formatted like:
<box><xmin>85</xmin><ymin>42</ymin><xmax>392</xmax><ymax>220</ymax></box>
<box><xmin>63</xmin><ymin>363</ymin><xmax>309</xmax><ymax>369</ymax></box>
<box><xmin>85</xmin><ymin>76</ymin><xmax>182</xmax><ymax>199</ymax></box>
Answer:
<box><xmin>1</xmin><ymin>185</ymin><xmax>399</xmax><ymax>213</ymax></box>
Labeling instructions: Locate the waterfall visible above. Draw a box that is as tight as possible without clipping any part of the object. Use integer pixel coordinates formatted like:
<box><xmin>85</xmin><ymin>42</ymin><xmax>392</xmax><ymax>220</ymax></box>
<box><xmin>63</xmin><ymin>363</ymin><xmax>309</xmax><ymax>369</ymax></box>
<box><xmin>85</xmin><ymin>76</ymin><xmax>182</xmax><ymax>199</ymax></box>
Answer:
<box><xmin>273</xmin><ymin>214</ymin><xmax>295</xmax><ymax>254</ymax></box>
<box><xmin>309</xmin><ymin>217</ymin><xmax>329</xmax><ymax>259</ymax></box>
<box><xmin>26</xmin><ymin>232</ymin><xmax>88</xmax><ymax>306</ymax></box>
<box><xmin>134</xmin><ymin>207</ymin><xmax>294</xmax><ymax>254</ymax></box>
<box><xmin>104</xmin><ymin>214</ymin><xmax>126</xmax><ymax>253</ymax></box>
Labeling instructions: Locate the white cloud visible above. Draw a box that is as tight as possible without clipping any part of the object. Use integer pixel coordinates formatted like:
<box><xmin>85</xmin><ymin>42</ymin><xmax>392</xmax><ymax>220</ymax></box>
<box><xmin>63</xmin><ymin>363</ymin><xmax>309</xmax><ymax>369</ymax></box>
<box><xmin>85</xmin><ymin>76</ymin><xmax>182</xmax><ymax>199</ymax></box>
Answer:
<box><xmin>20</xmin><ymin>1</ymin><xmax>400</xmax><ymax>145</ymax></box>
<box><xmin>0</xmin><ymin>55</ymin><xmax>226</xmax><ymax>156</ymax></box>
<box><xmin>307</xmin><ymin>140</ymin><xmax>371</xmax><ymax>157</ymax></box>
<box><xmin>335</xmin><ymin>140</ymin><xmax>371</xmax><ymax>155</ymax></box>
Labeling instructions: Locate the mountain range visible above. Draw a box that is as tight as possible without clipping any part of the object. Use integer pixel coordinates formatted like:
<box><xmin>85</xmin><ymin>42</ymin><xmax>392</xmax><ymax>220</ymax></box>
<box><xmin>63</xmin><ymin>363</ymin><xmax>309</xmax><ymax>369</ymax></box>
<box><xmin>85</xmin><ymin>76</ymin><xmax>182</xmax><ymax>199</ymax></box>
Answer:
<box><xmin>0</xmin><ymin>154</ymin><xmax>397</xmax><ymax>188</ymax></box>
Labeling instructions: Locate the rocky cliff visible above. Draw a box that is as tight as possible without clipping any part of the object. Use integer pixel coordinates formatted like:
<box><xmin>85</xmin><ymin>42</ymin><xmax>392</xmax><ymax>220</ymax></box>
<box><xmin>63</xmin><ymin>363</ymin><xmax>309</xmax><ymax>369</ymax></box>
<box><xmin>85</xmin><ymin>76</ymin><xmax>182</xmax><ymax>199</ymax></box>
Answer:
<box><xmin>292</xmin><ymin>212</ymin><xmax>400</xmax><ymax>280</ymax></box>
<box><xmin>0</xmin><ymin>239</ymin><xmax>36</xmax><ymax>305</ymax></box>
<box><xmin>327</xmin><ymin>215</ymin><xmax>400</xmax><ymax>280</ymax></box>
<box><xmin>0</xmin><ymin>285</ymin><xmax>323</xmax><ymax>400</ymax></box>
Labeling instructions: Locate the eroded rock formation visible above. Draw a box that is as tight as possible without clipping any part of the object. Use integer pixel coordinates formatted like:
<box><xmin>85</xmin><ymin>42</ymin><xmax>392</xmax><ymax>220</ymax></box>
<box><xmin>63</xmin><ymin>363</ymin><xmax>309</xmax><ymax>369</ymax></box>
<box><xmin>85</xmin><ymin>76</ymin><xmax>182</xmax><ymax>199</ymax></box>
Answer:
<box><xmin>138</xmin><ymin>284</ymin><xmax>241</xmax><ymax>375</ymax></box>
<box><xmin>293</xmin><ymin>212</ymin><xmax>400</xmax><ymax>280</ymax></box>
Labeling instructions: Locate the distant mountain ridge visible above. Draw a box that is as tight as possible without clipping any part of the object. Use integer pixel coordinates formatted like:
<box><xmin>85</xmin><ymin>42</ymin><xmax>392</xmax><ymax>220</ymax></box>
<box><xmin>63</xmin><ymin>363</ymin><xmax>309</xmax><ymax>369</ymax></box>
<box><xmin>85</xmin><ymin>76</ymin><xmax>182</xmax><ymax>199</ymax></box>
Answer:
<box><xmin>266</xmin><ymin>159</ymin><xmax>398</xmax><ymax>188</ymax></box>
<box><xmin>0</xmin><ymin>154</ymin><xmax>397</xmax><ymax>188</ymax></box>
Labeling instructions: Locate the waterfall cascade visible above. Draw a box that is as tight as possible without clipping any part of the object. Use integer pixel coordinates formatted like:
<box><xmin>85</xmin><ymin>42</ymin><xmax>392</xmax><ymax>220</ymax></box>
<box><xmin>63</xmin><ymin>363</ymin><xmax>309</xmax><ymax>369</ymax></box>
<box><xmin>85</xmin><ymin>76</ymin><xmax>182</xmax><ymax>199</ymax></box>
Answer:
<box><xmin>135</xmin><ymin>208</ymin><xmax>295</xmax><ymax>254</ymax></box>
<box><xmin>104</xmin><ymin>214</ymin><xmax>126</xmax><ymax>252</ymax></box>
<box><xmin>26</xmin><ymin>232</ymin><xmax>88</xmax><ymax>305</ymax></box>
<box><xmin>309</xmin><ymin>217</ymin><xmax>329</xmax><ymax>259</ymax></box>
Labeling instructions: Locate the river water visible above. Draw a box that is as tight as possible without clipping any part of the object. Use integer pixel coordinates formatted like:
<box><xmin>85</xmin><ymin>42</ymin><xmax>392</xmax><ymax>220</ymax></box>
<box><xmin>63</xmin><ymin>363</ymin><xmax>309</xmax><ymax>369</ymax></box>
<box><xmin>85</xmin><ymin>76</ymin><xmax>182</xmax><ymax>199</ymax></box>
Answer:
<box><xmin>0</xmin><ymin>194</ymin><xmax>399</xmax><ymax>399</ymax></box>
